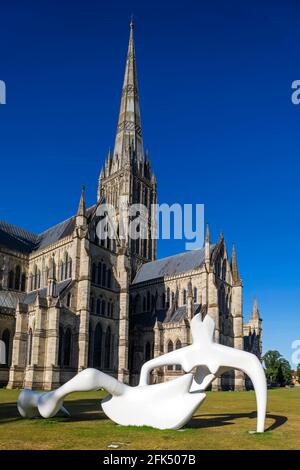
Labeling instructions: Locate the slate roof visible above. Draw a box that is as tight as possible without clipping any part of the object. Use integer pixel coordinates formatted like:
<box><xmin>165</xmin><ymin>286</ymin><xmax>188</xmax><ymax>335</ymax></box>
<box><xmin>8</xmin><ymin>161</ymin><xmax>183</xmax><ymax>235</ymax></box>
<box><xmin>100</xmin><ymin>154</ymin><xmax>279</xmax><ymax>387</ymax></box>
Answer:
<box><xmin>0</xmin><ymin>279</ymin><xmax>72</xmax><ymax>309</ymax></box>
<box><xmin>0</xmin><ymin>290</ymin><xmax>27</xmax><ymax>309</ymax></box>
<box><xmin>132</xmin><ymin>247</ymin><xmax>215</xmax><ymax>284</ymax></box>
<box><xmin>0</xmin><ymin>222</ymin><xmax>39</xmax><ymax>253</ymax></box>
<box><xmin>24</xmin><ymin>279</ymin><xmax>72</xmax><ymax>304</ymax></box>
<box><xmin>0</xmin><ymin>205</ymin><xmax>96</xmax><ymax>254</ymax></box>
<box><xmin>37</xmin><ymin>217</ymin><xmax>76</xmax><ymax>250</ymax></box>
<box><xmin>132</xmin><ymin>304</ymin><xmax>201</xmax><ymax>328</ymax></box>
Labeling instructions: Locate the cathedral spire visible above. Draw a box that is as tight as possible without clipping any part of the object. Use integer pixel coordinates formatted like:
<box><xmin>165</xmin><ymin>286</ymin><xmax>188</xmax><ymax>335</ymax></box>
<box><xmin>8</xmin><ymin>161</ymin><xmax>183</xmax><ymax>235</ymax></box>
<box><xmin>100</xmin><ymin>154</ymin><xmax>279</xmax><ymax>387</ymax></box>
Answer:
<box><xmin>77</xmin><ymin>185</ymin><xmax>86</xmax><ymax>217</ymax></box>
<box><xmin>205</xmin><ymin>223</ymin><xmax>210</xmax><ymax>243</ymax></box>
<box><xmin>113</xmin><ymin>19</ymin><xmax>144</xmax><ymax>164</ymax></box>
<box><xmin>205</xmin><ymin>223</ymin><xmax>210</xmax><ymax>265</ymax></box>
<box><xmin>251</xmin><ymin>294</ymin><xmax>260</xmax><ymax>321</ymax></box>
<box><xmin>231</xmin><ymin>243</ymin><xmax>241</xmax><ymax>284</ymax></box>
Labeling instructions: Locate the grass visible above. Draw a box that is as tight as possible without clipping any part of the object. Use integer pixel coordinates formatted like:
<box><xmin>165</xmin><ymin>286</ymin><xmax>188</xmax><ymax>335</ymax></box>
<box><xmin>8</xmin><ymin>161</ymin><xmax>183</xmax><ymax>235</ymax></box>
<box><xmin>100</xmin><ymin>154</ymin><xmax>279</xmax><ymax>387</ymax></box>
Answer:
<box><xmin>0</xmin><ymin>387</ymin><xmax>299</xmax><ymax>450</ymax></box>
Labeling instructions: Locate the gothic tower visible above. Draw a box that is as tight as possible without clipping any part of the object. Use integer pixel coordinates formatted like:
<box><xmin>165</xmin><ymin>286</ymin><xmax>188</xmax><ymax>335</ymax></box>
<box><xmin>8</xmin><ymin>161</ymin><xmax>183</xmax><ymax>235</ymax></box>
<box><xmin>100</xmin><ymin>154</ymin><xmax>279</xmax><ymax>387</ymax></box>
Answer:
<box><xmin>97</xmin><ymin>19</ymin><xmax>157</xmax><ymax>278</ymax></box>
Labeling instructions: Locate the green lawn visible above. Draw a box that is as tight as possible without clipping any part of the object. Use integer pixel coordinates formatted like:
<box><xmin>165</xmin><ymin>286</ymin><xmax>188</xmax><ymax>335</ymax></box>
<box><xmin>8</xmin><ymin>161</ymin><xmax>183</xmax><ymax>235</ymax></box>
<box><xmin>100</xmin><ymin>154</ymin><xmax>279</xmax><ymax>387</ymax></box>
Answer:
<box><xmin>0</xmin><ymin>387</ymin><xmax>299</xmax><ymax>450</ymax></box>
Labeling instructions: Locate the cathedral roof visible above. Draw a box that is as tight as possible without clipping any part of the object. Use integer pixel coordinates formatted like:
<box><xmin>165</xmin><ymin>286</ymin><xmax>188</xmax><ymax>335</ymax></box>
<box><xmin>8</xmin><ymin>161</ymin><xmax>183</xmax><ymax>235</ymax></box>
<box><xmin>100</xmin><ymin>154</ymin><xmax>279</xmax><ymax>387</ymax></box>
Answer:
<box><xmin>0</xmin><ymin>205</ymin><xmax>95</xmax><ymax>254</ymax></box>
<box><xmin>24</xmin><ymin>279</ymin><xmax>72</xmax><ymax>305</ymax></box>
<box><xmin>0</xmin><ymin>221</ymin><xmax>39</xmax><ymax>253</ymax></box>
<box><xmin>0</xmin><ymin>279</ymin><xmax>72</xmax><ymax>309</ymax></box>
<box><xmin>37</xmin><ymin>216</ymin><xmax>76</xmax><ymax>250</ymax></box>
<box><xmin>132</xmin><ymin>246</ymin><xmax>215</xmax><ymax>284</ymax></box>
<box><xmin>132</xmin><ymin>303</ymin><xmax>201</xmax><ymax>328</ymax></box>
<box><xmin>0</xmin><ymin>290</ymin><xmax>26</xmax><ymax>309</ymax></box>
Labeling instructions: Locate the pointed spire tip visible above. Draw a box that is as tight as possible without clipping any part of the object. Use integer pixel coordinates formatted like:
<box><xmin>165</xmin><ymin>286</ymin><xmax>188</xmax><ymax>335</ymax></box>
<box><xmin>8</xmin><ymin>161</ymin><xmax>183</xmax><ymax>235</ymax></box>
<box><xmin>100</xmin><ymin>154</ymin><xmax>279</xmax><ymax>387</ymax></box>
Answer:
<box><xmin>251</xmin><ymin>294</ymin><xmax>260</xmax><ymax>320</ymax></box>
<box><xmin>130</xmin><ymin>14</ymin><xmax>134</xmax><ymax>29</ymax></box>
<box><xmin>205</xmin><ymin>223</ymin><xmax>210</xmax><ymax>242</ymax></box>
<box><xmin>77</xmin><ymin>183</ymin><xmax>86</xmax><ymax>217</ymax></box>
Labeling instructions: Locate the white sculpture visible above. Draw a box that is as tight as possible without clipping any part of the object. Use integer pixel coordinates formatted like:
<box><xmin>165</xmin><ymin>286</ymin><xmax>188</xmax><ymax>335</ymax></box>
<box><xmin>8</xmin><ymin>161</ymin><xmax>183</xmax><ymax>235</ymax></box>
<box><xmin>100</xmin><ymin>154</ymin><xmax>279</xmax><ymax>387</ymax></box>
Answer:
<box><xmin>17</xmin><ymin>314</ymin><xmax>267</xmax><ymax>432</ymax></box>
<box><xmin>0</xmin><ymin>339</ymin><xmax>5</xmax><ymax>364</ymax></box>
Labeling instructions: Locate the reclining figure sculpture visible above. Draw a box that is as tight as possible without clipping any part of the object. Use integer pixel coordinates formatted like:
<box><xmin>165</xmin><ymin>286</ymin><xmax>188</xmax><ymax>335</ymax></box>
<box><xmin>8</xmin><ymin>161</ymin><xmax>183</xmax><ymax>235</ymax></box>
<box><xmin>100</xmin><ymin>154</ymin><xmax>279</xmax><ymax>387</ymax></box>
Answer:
<box><xmin>17</xmin><ymin>313</ymin><xmax>267</xmax><ymax>432</ymax></box>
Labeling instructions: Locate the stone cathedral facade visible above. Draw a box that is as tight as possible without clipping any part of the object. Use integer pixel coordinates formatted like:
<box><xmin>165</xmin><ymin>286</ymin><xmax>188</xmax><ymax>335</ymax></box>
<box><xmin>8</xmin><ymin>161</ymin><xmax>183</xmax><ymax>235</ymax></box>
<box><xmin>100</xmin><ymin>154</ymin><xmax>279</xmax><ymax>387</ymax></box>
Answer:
<box><xmin>0</xmin><ymin>22</ymin><xmax>262</xmax><ymax>391</ymax></box>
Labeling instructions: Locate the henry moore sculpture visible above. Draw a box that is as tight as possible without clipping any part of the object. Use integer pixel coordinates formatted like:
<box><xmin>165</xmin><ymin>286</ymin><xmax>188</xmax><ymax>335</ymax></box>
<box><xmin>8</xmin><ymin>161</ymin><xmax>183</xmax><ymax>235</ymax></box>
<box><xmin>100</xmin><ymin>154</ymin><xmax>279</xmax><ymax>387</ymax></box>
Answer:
<box><xmin>17</xmin><ymin>314</ymin><xmax>267</xmax><ymax>432</ymax></box>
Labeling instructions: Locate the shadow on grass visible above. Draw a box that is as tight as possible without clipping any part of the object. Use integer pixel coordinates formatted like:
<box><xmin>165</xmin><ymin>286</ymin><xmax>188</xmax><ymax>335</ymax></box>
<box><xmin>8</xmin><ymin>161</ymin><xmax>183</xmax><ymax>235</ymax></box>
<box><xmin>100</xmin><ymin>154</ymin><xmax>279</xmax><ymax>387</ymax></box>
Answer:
<box><xmin>0</xmin><ymin>399</ymin><xmax>287</xmax><ymax>432</ymax></box>
<box><xmin>188</xmin><ymin>412</ymin><xmax>287</xmax><ymax>431</ymax></box>
<box><xmin>0</xmin><ymin>398</ymin><xmax>107</xmax><ymax>425</ymax></box>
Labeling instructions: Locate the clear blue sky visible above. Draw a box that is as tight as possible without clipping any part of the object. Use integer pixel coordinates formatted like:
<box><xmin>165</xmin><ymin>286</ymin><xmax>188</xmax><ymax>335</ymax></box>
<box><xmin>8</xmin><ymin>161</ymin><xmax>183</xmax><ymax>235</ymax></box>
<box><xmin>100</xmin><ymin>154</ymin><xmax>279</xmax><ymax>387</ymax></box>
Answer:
<box><xmin>0</xmin><ymin>1</ymin><xmax>299</xmax><ymax>364</ymax></box>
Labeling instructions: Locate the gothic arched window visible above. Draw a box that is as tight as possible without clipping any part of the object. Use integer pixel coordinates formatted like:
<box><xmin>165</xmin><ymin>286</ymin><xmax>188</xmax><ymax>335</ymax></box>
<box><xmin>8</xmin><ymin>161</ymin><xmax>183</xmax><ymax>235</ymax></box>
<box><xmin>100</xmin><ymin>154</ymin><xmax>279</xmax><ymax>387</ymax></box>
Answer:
<box><xmin>101</xmin><ymin>299</ymin><xmax>106</xmax><ymax>316</ymax></box>
<box><xmin>102</xmin><ymin>264</ymin><xmax>107</xmax><ymax>287</ymax></box>
<box><xmin>29</xmin><ymin>274</ymin><xmax>33</xmax><ymax>291</ymax></box>
<box><xmin>129</xmin><ymin>341</ymin><xmax>134</xmax><ymax>371</ymax></box>
<box><xmin>166</xmin><ymin>288</ymin><xmax>170</xmax><ymax>309</ymax></box>
<box><xmin>167</xmin><ymin>340</ymin><xmax>173</xmax><ymax>371</ymax></box>
<box><xmin>96</xmin><ymin>298</ymin><xmax>101</xmax><ymax>315</ymax></box>
<box><xmin>8</xmin><ymin>270</ymin><xmax>14</xmax><ymax>289</ymax></box>
<box><xmin>21</xmin><ymin>273</ymin><xmax>26</xmax><ymax>292</ymax></box>
<box><xmin>111</xmin><ymin>334</ymin><xmax>115</xmax><ymax>369</ymax></box>
<box><xmin>15</xmin><ymin>265</ymin><xmax>21</xmax><ymax>290</ymax></box>
<box><xmin>145</xmin><ymin>341</ymin><xmax>151</xmax><ymax>362</ymax></box>
<box><xmin>104</xmin><ymin>327</ymin><xmax>111</xmax><ymax>369</ymax></box>
<box><xmin>215</xmin><ymin>259</ymin><xmax>221</xmax><ymax>278</ymax></box>
<box><xmin>60</xmin><ymin>261</ymin><xmax>64</xmax><ymax>282</ymax></box>
<box><xmin>152</xmin><ymin>294</ymin><xmax>156</xmax><ymax>311</ymax></box>
<box><xmin>219</xmin><ymin>285</ymin><xmax>226</xmax><ymax>312</ymax></box>
<box><xmin>97</xmin><ymin>262</ymin><xmax>102</xmax><ymax>285</ymax></box>
<box><xmin>27</xmin><ymin>329</ymin><xmax>33</xmax><ymax>366</ymax></box>
<box><xmin>107</xmin><ymin>269</ymin><xmax>112</xmax><ymax>288</ymax></box>
<box><xmin>135</xmin><ymin>294</ymin><xmax>141</xmax><ymax>313</ymax></box>
<box><xmin>222</xmin><ymin>259</ymin><xmax>227</xmax><ymax>281</ymax></box>
<box><xmin>63</xmin><ymin>328</ymin><xmax>72</xmax><ymax>366</ymax></box>
<box><xmin>90</xmin><ymin>296</ymin><xmax>95</xmax><ymax>314</ymax></box>
<box><xmin>91</xmin><ymin>263</ymin><xmax>96</xmax><ymax>284</ymax></box>
<box><xmin>67</xmin><ymin>256</ymin><xmax>72</xmax><ymax>279</ymax></box>
<box><xmin>193</xmin><ymin>287</ymin><xmax>197</xmax><ymax>303</ymax></box>
<box><xmin>93</xmin><ymin>323</ymin><xmax>102</xmax><ymax>368</ymax></box>
<box><xmin>58</xmin><ymin>325</ymin><xmax>64</xmax><ymax>366</ymax></box>
<box><xmin>162</xmin><ymin>292</ymin><xmax>166</xmax><ymax>309</ymax></box>
<box><xmin>2</xmin><ymin>329</ymin><xmax>10</xmax><ymax>366</ymax></box>
<box><xmin>175</xmin><ymin>339</ymin><xmax>182</xmax><ymax>371</ymax></box>
<box><xmin>182</xmin><ymin>289</ymin><xmax>187</xmax><ymax>305</ymax></box>
<box><xmin>33</xmin><ymin>266</ymin><xmax>40</xmax><ymax>290</ymax></box>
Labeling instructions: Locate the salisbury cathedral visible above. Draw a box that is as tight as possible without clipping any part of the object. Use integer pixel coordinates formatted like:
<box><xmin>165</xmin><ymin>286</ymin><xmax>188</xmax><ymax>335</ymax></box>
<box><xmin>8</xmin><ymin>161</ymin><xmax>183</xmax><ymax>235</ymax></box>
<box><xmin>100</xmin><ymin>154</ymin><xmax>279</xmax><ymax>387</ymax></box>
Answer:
<box><xmin>0</xmin><ymin>21</ymin><xmax>262</xmax><ymax>391</ymax></box>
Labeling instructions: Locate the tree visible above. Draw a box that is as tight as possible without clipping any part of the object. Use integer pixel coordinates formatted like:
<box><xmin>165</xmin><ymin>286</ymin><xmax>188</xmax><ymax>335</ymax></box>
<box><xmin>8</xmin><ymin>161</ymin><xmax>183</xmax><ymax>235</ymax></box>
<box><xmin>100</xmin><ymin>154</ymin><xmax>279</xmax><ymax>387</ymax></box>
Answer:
<box><xmin>262</xmin><ymin>350</ymin><xmax>292</xmax><ymax>386</ymax></box>
<box><xmin>297</xmin><ymin>364</ymin><xmax>300</xmax><ymax>382</ymax></box>
<box><xmin>262</xmin><ymin>350</ymin><xmax>281</xmax><ymax>384</ymax></box>
<box><xmin>277</xmin><ymin>359</ymin><xmax>292</xmax><ymax>386</ymax></box>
